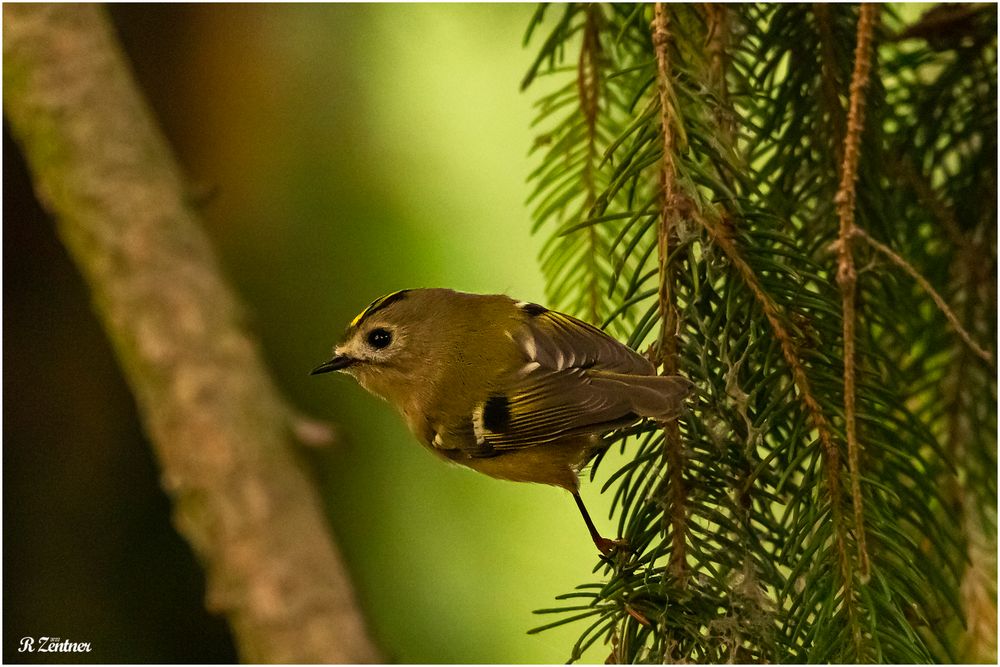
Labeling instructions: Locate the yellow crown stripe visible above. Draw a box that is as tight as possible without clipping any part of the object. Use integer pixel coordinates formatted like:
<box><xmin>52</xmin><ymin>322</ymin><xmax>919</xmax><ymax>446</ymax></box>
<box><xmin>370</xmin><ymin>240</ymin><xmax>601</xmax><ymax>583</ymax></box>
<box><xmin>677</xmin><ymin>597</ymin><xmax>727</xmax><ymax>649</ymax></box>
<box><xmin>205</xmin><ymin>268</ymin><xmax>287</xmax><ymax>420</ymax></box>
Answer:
<box><xmin>350</xmin><ymin>290</ymin><xmax>409</xmax><ymax>328</ymax></box>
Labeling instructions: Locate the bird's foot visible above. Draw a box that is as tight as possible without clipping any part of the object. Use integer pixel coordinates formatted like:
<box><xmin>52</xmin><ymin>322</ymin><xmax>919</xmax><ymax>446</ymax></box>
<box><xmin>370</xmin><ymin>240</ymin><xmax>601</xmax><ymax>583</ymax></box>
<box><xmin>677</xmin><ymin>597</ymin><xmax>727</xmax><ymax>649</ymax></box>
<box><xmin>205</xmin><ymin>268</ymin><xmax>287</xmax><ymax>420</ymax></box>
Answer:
<box><xmin>595</xmin><ymin>536</ymin><xmax>629</xmax><ymax>557</ymax></box>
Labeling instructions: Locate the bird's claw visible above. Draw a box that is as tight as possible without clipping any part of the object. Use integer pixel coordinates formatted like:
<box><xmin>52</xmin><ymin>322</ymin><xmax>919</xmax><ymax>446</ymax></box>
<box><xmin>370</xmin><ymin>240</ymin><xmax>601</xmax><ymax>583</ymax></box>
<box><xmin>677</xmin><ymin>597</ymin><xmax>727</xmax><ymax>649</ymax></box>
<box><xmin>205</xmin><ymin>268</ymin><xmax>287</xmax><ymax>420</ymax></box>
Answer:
<box><xmin>596</xmin><ymin>536</ymin><xmax>629</xmax><ymax>557</ymax></box>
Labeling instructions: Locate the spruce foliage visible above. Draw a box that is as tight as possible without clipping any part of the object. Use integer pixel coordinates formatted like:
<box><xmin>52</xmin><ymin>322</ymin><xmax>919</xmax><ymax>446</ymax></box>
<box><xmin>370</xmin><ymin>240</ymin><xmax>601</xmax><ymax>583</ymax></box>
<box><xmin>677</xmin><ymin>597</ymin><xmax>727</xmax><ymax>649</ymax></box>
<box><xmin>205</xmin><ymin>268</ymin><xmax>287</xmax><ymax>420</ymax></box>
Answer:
<box><xmin>522</xmin><ymin>4</ymin><xmax>997</xmax><ymax>662</ymax></box>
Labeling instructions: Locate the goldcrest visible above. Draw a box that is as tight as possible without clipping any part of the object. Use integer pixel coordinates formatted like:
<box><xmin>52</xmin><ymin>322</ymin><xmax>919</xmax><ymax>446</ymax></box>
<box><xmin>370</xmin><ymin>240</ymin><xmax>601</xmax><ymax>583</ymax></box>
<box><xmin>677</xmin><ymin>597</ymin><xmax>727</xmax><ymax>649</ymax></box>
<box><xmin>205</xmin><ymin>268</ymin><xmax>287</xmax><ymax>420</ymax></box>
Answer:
<box><xmin>312</xmin><ymin>288</ymin><xmax>691</xmax><ymax>554</ymax></box>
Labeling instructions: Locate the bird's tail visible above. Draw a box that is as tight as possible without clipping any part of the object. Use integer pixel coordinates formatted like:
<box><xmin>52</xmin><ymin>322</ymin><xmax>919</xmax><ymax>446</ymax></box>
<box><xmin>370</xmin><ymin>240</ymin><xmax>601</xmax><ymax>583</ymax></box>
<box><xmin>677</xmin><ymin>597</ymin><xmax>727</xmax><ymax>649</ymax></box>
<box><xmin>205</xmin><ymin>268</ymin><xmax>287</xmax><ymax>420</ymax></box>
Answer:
<box><xmin>590</xmin><ymin>371</ymin><xmax>693</xmax><ymax>421</ymax></box>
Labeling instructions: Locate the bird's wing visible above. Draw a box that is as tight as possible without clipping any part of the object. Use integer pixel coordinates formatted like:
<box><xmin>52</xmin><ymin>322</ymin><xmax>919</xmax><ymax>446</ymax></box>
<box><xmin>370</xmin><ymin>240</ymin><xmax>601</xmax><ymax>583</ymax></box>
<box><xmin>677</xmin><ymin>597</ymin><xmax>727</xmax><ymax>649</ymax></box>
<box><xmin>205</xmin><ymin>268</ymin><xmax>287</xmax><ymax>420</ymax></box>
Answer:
<box><xmin>445</xmin><ymin>307</ymin><xmax>688</xmax><ymax>456</ymax></box>
<box><xmin>469</xmin><ymin>367</ymin><xmax>639</xmax><ymax>453</ymax></box>
<box><xmin>517</xmin><ymin>308</ymin><xmax>655</xmax><ymax>376</ymax></box>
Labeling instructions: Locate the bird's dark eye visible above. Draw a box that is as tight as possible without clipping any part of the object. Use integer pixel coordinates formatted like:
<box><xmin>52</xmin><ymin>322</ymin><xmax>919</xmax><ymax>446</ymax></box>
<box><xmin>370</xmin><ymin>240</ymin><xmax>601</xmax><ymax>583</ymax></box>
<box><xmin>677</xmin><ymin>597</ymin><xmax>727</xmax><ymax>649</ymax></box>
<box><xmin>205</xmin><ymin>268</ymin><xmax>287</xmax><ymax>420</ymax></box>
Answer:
<box><xmin>366</xmin><ymin>327</ymin><xmax>393</xmax><ymax>349</ymax></box>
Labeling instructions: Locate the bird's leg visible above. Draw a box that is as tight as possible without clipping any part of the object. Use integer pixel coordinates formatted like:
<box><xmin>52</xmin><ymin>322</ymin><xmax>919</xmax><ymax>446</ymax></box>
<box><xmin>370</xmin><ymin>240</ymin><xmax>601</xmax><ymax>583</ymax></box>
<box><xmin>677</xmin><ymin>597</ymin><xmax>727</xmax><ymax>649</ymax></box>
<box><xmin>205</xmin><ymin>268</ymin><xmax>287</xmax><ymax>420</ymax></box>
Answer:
<box><xmin>572</xmin><ymin>491</ymin><xmax>626</xmax><ymax>556</ymax></box>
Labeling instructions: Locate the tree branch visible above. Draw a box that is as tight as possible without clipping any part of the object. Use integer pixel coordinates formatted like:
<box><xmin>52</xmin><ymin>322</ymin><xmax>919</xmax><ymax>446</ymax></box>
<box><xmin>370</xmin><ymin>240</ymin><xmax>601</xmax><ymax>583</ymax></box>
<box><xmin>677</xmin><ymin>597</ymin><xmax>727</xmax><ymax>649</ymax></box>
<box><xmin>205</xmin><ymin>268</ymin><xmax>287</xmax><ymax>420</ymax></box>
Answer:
<box><xmin>705</xmin><ymin>4</ymin><xmax>734</xmax><ymax>143</ymax></box>
<box><xmin>2</xmin><ymin>4</ymin><xmax>382</xmax><ymax>662</ymax></box>
<box><xmin>852</xmin><ymin>228</ymin><xmax>993</xmax><ymax>364</ymax></box>
<box><xmin>834</xmin><ymin>1</ymin><xmax>878</xmax><ymax>584</ymax></box>
<box><xmin>814</xmin><ymin>3</ymin><xmax>847</xmax><ymax>165</ymax></box>
<box><xmin>579</xmin><ymin>4</ymin><xmax>603</xmax><ymax>324</ymax></box>
<box><xmin>696</xmin><ymin>216</ymin><xmax>853</xmax><ymax>594</ymax></box>
<box><xmin>652</xmin><ymin>2</ymin><xmax>688</xmax><ymax>582</ymax></box>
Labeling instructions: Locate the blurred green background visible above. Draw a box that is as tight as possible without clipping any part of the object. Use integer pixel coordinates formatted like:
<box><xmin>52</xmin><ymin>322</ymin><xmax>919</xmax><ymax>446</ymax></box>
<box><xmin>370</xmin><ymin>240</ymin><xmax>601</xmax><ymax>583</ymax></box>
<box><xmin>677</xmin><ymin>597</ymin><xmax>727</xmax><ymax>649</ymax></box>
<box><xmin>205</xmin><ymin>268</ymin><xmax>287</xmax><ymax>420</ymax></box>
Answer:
<box><xmin>4</xmin><ymin>4</ymin><xmax>619</xmax><ymax>663</ymax></box>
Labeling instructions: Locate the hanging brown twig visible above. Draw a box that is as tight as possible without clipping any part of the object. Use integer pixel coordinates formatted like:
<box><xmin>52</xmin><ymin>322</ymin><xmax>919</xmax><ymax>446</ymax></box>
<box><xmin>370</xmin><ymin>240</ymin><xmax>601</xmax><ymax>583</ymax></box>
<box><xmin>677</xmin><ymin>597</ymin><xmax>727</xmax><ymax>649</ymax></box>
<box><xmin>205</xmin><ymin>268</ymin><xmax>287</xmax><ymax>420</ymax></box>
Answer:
<box><xmin>652</xmin><ymin>2</ymin><xmax>688</xmax><ymax>582</ymax></box>
<box><xmin>705</xmin><ymin>4</ymin><xmax>735</xmax><ymax>143</ymax></box>
<box><xmin>697</xmin><ymin>214</ymin><xmax>856</xmax><ymax>627</ymax></box>
<box><xmin>834</xmin><ymin>1</ymin><xmax>879</xmax><ymax>583</ymax></box>
<box><xmin>852</xmin><ymin>228</ymin><xmax>994</xmax><ymax>364</ymax></box>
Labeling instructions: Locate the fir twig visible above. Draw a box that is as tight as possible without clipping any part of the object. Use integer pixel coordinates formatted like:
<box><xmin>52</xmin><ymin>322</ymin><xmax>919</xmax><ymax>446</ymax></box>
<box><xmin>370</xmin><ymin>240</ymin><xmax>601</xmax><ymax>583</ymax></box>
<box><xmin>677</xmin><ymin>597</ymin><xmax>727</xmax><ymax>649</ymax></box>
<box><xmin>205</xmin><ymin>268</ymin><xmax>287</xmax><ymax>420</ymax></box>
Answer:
<box><xmin>852</xmin><ymin>227</ymin><xmax>994</xmax><ymax>364</ymax></box>
<box><xmin>834</xmin><ymin>1</ymin><xmax>878</xmax><ymax>584</ymax></box>
<box><xmin>815</xmin><ymin>4</ymin><xmax>847</xmax><ymax>164</ymax></box>
<box><xmin>579</xmin><ymin>5</ymin><xmax>603</xmax><ymax>323</ymax></box>
<box><xmin>523</xmin><ymin>3</ymin><xmax>993</xmax><ymax>661</ymax></box>
<box><xmin>652</xmin><ymin>1</ymin><xmax>687</xmax><ymax>582</ymax></box>
<box><xmin>705</xmin><ymin>4</ymin><xmax>733</xmax><ymax>142</ymax></box>
<box><xmin>696</xmin><ymin>213</ymin><xmax>855</xmax><ymax>629</ymax></box>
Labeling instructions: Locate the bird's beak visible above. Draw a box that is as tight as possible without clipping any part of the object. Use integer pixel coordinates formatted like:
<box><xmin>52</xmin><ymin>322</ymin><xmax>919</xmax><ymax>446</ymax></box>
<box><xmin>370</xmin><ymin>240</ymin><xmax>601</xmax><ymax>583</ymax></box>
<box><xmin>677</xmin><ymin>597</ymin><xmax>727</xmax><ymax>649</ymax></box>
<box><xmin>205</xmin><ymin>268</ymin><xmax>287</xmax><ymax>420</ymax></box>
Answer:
<box><xmin>310</xmin><ymin>354</ymin><xmax>356</xmax><ymax>375</ymax></box>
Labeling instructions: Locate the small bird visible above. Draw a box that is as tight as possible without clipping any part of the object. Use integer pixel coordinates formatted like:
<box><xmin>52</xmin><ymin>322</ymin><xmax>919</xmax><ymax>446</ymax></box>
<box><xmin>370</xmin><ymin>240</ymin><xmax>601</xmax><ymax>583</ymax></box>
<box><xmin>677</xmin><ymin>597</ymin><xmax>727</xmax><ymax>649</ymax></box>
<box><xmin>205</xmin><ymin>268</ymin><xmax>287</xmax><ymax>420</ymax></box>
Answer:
<box><xmin>312</xmin><ymin>288</ymin><xmax>691</xmax><ymax>554</ymax></box>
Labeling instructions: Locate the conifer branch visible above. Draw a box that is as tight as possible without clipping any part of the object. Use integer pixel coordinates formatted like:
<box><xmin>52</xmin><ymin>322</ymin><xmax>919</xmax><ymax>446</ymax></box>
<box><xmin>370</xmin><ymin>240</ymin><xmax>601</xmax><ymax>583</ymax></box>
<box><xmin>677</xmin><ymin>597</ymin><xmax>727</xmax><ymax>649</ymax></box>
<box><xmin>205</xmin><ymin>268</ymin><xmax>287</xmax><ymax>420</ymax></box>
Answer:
<box><xmin>652</xmin><ymin>1</ymin><xmax>687</xmax><ymax>582</ymax></box>
<box><xmin>852</xmin><ymin>228</ymin><xmax>993</xmax><ymax>364</ymax></box>
<box><xmin>697</xmin><ymin>216</ymin><xmax>853</xmax><ymax>599</ymax></box>
<box><xmin>834</xmin><ymin>1</ymin><xmax>878</xmax><ymax>583</ymax></box>
<box><xmin>524</xmin><ymin>4</ymin><xmax>991</xmax><ymax>661</ymax></box>
<box><xmin>579</xmin><ymin>5</ymin><xmax>603</xmax><ymax>323</ymax></box>
<box><xmin>815</xmin><ymin>4</ymin><xmax>847</xmax><ymax>164</ymax></box>
<box><xmin>705</xmin><ymin>4</ymin><xmax>733</xmax><ymax>142</ymax></box>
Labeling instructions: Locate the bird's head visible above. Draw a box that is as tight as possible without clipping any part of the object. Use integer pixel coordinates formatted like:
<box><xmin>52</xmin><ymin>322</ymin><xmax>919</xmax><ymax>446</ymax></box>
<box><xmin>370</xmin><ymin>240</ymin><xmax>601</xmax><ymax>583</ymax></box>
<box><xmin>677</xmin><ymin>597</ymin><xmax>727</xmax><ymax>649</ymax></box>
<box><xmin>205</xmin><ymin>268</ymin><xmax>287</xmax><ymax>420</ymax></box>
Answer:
<box><xmin>311</xmin><ymin>289</ymin><xmax>451</xmax><ymax>405</ymax></box>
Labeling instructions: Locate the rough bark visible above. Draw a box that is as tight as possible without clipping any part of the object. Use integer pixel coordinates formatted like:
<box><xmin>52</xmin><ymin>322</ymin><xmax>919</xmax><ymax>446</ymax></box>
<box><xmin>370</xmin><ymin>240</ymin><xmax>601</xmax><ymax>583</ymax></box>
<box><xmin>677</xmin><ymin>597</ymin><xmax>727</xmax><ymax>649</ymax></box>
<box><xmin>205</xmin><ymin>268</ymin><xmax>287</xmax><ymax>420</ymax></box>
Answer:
<box><xmin>3</xmin><ymin>4</ymin><xmax>382</xmax><ymax>662</ymax></box>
